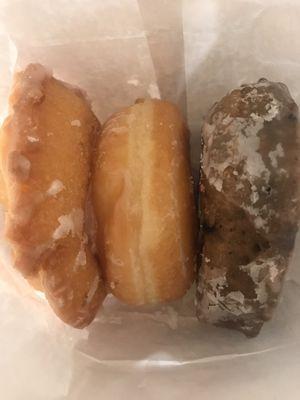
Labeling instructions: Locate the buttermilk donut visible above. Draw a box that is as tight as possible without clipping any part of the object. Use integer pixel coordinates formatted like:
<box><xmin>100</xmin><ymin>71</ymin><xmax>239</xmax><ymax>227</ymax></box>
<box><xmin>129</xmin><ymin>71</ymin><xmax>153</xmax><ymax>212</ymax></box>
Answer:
<box><xmin>92</xmin><ymin>99</ymin><xmax>197</xmax><ymax>305</ymax></box>
<box><xmin>0</xmin><ymin>64</ymin><xmax>106</xmax><ymax>327</ymax></box>
<box><xmin>197</xmin><ymin>79</ymin><xmax>300</xmax><ymax>337</ymax></box>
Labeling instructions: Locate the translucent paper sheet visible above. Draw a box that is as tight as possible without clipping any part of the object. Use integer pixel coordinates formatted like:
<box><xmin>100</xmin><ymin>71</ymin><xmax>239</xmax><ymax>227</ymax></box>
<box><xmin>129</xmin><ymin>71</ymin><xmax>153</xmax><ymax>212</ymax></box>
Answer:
<box><xmin>0</xmin><ymin>1</ymin><xmax>299</xmax><ymax>399</ymax></box>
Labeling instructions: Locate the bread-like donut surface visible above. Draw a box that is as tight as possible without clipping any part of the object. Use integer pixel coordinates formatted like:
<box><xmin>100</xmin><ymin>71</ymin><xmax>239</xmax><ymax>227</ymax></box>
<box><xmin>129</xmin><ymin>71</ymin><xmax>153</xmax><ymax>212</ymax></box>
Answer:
<box><xmin>92</xmin><ymin>99</ymin><xmax>197</xmax><ymax>305</ymax></box>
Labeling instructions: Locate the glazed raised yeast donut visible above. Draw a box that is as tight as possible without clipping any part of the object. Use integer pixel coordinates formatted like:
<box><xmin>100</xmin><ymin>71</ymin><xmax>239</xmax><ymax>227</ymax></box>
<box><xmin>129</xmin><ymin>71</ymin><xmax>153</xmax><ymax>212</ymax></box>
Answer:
<box><xmin>0</xmin><ymin>64</ymin><xmax>106</xmax><ymax>327</ymax></box>
<box><xmin>92</xmin><ymin>99</ymin><xmax>197</xmax><ymax>305</ymax></box>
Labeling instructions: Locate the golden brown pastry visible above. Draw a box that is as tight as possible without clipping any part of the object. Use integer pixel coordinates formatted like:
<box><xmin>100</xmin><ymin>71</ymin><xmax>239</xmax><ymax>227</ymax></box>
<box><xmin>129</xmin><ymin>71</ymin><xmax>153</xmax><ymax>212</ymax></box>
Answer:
<box><xmin>197</xmin><ymin>79</ymin><xmax>300</xmax><ymax>337</ymax></box>
<box><xmin>0</xmin><ymin>64</ymin><xmax>106</xmax><ymax>327</ymax></box>
<box><xmin>92</xmin><ymin>99</ymin><xmax>197</xmax><ymax>305</ymax></box>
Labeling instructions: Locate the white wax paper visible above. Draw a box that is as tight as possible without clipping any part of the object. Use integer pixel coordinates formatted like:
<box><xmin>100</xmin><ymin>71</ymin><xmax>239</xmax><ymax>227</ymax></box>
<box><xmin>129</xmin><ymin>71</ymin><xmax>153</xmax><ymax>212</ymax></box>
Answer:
<box><xmin>0</xmin><ymin>1</ymin><xmax>299</xmax><ymax>399</ymax></box>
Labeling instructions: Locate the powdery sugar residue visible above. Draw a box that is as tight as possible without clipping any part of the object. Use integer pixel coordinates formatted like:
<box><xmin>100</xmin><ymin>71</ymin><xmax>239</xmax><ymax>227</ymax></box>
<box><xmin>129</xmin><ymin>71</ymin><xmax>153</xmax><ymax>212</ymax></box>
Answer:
<box><xmin>74</xmin><ymin>245</ymin><xmax>87</xmax><ymax>270</ymax></box>
<box><xmin>243</xmin><ymin>205</ymin><xmax>268</xmax><ymax>230</ymax></box>
<box><xmin>86</xmin><ymin>276</ymin><xmax>99</xmax><ymax>304</ymax></box>
<box><xmin>47</xmin><ymin>179</ymin><xmax>65</xmax><ymax>197</ymax></box>
<box><xmin>201</xmin><ymin>85</ymin><xmax>283</xmax><ymax>231</ymax></box>
<box><xmin>27</xmin><ymin>136</ymin><xmax>39</xmax><ymax>143</ymax></box>
<box><xmin>202</xmin><ymin>88</ymin><xmax>281</xmax><ymax>195</ymax></box>
<box><xmin>236</xmin><ymin>115</ymin><xmax>270</xmax><ymax>182</ymax></box>
<box><xmin>53</xmin><ymin>208</ymin><xmax>84</xmax><ymax>240</ymax></box>
<box><xmin>203</xmin><ymin>112</ymin><xmax>273</xmax><ymax>192</ymax></box>
<box><xmin>198</xmin><ymin>80</ymin><xmax>297</xmax><ymax>336</ymax></box>
<box><xmin>71</xmin><ymin>119</ymin><xmax>81</xmax><ymax>127</ymax></box>
<box><xmin>269</xmin><ymin>143</ymin><xmax>284</xmax><ymax>168</ymax></box>
<box><xmin>18</xmin><ymin>63</ymin><xmax>51</xmax><ymax>104</ymax></box>
<box><xmin>269</xmin><ymin>265</ymin><xmax>279</xmax><ymax>282</ymax></box>
<box><xmin>53</xmin><ymin>215</ymin><xmax>75</xmax><ymax>240</ymax></box>
<box><xmin>198</xmin><ymin>254</ymin><xmax>284</xmax><ymax>324</ymax></box>
<box><xmin>240</xmin><ymin>255</ymin><xmax>284</xmax><ymax>305</ymax></box>
<box><xmin>198</xmin><ymin>275</ymin><xmax>252</xmax><ymax>323</ymax></box>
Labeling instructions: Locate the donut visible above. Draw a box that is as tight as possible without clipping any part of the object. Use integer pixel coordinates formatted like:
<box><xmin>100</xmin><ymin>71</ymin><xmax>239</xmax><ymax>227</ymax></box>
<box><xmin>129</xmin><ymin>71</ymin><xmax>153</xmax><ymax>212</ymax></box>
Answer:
<box><xmin>0</xmin><ymin>64</ymin><xmax>106</xmax><ymax>327</ymax></box>
<box><xmin>197</xmin><ymin>79</ymin><xmax>300</xmax><ymax>337</ymax></box>
<box><xmin>92</xmin><ymin>99</ymin><xmax>197</xmax><ymax>305</ymax></box>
